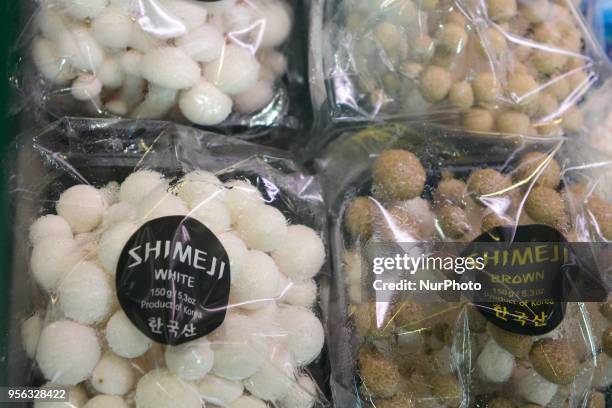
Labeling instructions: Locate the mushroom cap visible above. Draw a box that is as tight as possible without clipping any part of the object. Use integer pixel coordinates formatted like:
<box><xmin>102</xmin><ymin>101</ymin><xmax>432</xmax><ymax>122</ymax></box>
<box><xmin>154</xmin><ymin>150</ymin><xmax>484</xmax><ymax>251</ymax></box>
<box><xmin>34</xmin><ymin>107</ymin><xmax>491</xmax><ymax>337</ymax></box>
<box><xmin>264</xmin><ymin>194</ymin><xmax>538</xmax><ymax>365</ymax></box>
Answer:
<box><xmin>529</xmin><ymin>338</ymin><xmax>578</xmax><ymax>385</ymax></box>
<box><xmin>36</xmin><ymin>320</ymin><xmax>101</xmax><ymax>386</ymax></box>
<box><xmin>372</xmin><ymin>149</ymin><xmax>426</xmax><ymax>202</ymax></box>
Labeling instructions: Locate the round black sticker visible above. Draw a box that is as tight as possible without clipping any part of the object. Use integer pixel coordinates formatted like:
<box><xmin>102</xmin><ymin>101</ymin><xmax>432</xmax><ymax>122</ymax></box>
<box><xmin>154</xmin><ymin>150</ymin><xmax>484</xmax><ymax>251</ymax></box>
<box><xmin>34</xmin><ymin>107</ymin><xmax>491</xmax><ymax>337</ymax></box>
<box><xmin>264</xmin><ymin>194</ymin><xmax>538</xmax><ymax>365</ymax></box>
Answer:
<box><xmin>462</xmin><ymin>224</ymin><xmax>568</xmax><ymax>336</ymax></box>
<box><xmin>116</xmin><ymin>216</ymin><xmax>230</xmax><ymax>345</ymax></box>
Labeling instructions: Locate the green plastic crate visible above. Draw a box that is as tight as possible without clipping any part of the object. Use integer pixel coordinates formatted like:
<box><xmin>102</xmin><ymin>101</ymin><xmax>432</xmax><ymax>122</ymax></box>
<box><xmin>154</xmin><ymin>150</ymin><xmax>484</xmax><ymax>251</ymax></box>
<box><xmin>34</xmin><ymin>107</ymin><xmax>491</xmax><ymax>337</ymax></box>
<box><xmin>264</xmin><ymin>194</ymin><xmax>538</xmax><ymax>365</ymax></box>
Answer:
<box><xmin>1</xmin><ymin>2</ymin><xmax>19</xmax><ymax>386</ymax></box>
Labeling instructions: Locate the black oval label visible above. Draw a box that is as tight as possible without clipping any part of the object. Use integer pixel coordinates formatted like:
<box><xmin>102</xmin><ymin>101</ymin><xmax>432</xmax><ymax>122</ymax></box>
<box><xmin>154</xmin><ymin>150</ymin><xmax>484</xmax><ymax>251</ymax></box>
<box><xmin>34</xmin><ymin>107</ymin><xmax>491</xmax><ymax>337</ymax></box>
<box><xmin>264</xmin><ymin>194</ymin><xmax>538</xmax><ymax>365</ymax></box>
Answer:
<box><xmin>116</xmin><ymin>216</ymin><xmax>230</xmax><ymax>345</ymax></box>
<box><xmin>462</xmin><ymin>225</ymin><xmax>567</xmax><ymax>335</ymax></box>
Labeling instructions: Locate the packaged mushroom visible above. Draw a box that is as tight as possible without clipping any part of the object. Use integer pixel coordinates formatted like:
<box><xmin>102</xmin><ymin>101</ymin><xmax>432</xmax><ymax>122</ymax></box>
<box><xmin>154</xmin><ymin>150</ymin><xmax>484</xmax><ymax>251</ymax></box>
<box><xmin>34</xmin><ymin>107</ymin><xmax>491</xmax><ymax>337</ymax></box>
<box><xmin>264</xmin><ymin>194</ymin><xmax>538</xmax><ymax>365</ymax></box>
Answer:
<box><xmin>311</xmin><ymin>0</ymin><xmax>611</xmax><ymax>142</ymax></box>
<box><xmin>317</xmin><ymin>124</ymin><xmax>611</xmax><ymax>407</ymax></box>
<box><xmin>19</xmin><ymin>0</ymin><xmax>305</xmax><ymax>132</ymax></box>
<box><xmin>7</xmin><ymin>119</ymin><xmax>329</xmax><ymax>407</ymax></box>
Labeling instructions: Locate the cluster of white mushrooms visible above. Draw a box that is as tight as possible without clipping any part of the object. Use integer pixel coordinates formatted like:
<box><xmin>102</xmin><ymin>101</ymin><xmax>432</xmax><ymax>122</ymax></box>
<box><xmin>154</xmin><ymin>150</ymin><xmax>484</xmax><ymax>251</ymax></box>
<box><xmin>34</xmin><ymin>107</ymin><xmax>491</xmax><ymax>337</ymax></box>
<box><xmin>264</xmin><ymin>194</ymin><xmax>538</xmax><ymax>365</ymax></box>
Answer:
<box><xmin>334</xmin><ymin>0</ymin><xmax>591</xmax><ymax>136</ymax></box>
<box><xmin>22</xmin><ymin>169</ymin><xmax>326</xmax><ymax>407</ymax></box>
<box><xmin>32</xmin><ymin>0</ymin><xmax>292</xmax><ymax>125</ymax></box>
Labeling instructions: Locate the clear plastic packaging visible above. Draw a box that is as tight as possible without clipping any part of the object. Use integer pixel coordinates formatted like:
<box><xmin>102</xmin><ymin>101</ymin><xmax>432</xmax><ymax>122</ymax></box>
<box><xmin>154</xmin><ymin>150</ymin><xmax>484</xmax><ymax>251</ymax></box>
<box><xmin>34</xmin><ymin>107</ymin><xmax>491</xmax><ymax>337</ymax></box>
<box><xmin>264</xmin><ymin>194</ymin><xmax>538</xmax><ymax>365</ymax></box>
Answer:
<box><xmin>311</xmin><ymin>0</ymin><xmax>612</xmax><ymax>142</ymax></box>
<box><xmin>317</xmin><ymin>124</ymin><xmax>611</xmax><ymax>407</ymax></box>
<box><xmin>6</xmin><ymin>118</ymin><xmax>330</xmax><ymax>407</ymax></box>
<box><xmin>15</xmin><ymin>0</ymin><xmax>308</xmax><ymax>135</ymax></box>
<box><xmin>576</xmin><ymin>77</ymin><xmax>612</xmax><ymax>157</ymax></box>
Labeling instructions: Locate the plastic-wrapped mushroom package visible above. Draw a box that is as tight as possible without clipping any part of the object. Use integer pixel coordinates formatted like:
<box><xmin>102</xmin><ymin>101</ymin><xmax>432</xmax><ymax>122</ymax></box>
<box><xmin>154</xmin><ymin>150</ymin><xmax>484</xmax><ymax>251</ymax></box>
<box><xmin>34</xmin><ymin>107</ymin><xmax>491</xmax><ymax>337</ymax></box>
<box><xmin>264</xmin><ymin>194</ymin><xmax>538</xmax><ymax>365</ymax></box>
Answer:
<box><xmin>317</xmin><ymin>124</ymin><xmax>611</xmax><ymax>407</ymax></box>
<box><xmin>311</xmin><ymin>0</ymin><xmax>610</xmax><ymax>139</ymax></box>
<box><xmin>23</xmin><ymin>0</ymin><xmax>298</xmax><ymax>129</ymax></box>
<box><xmin>565</xmin><ymin>83</ymin><xmax>612</xmax><ymax>406</ymax></box>
<box><xmin>9</xmin><ymin>119</ymin><xmax>329</xmax><ymax>408</ymax></box>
